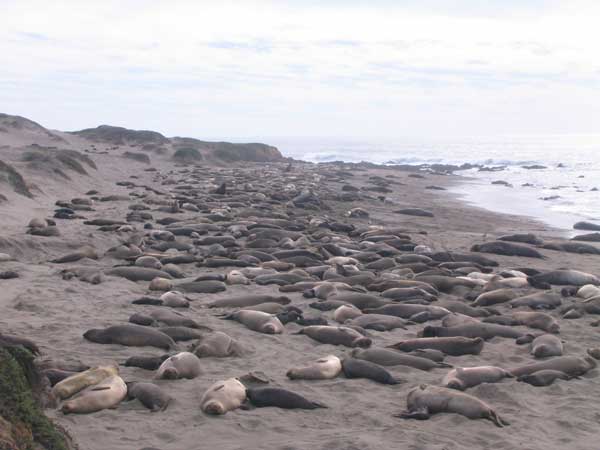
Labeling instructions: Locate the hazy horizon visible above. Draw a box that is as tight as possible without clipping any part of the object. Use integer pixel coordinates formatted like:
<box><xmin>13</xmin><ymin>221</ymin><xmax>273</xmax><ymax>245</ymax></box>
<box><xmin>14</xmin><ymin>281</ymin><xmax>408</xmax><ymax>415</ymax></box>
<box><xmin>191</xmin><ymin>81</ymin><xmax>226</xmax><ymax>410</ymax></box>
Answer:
<box><xmin>2</xmin><ymin>0</ymin><xmax>599</xmax><ymax>139</ymax></box>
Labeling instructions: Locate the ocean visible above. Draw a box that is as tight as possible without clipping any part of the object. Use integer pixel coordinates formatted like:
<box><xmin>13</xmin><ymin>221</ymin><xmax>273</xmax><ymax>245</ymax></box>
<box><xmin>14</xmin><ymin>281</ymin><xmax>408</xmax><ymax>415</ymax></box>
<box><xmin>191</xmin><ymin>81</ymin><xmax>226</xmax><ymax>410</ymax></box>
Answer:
<box><xmin>270</xmin><ymin>135</ymin><xmax>600</xmax><ymax>232</ymax></box>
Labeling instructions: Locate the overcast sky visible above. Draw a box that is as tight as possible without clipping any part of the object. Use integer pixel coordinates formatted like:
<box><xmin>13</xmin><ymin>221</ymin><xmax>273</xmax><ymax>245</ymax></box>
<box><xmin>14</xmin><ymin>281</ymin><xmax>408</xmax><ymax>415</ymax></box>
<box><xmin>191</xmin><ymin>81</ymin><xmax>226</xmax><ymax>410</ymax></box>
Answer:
<box><xmin>1</xmin><ymin>0</ymin><xmax>599</xmax><ymax>140</ymax></box>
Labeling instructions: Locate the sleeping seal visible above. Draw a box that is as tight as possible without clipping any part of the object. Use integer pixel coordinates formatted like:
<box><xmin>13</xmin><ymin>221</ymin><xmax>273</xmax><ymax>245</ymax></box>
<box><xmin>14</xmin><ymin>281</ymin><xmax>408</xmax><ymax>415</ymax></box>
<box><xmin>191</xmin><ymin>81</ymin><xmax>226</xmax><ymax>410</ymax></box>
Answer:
<box><xmin>201</xmin><ymin>378</ymin><xmax>247</xmax><ymax>415</ymax></box>
<box><xmin>61</xmin><ymin>375</ymin><xmax>127</xmax><ymax>414</ymax></box>
<box><xmin>442</xmin><ymin>366</ymin><xmax>513</xmax><ymax>390</ymax></box>
<box><xmin>83</xmin><ymin>324</ymin><xmax>176</xmax><ymax>350</ymax></box>
<box><xmin>245</xmin><ymin>387</ymin><xmax>326</xmax><ymax>409</ymax></box>
<box><xmin>296</xmin><ymin>326</ymin><xmax>371</xmax><ymax>348</ymax></box>
<box><xmin>395</xmin><ymin>384</ymin><xmax>508</xmax><ymax>427</ymax></box>
<box><xmin>126</xmin><ymin>382</ymin><xmax>171</xmax><ymax>411</ymax></box>
<box><xmin>222</xmin><ymin>310</ymin><xmax>284</xmax><ymax>334</ymax></box>
<box><xmin>286</xmin><ymin>355</ymin><xmax>342</xmax><ymax>380</ymax></box>
<box><xmin>155</xmin><ymin>352</ymin><xmax>202</xmax><ymax>379</ymax></box>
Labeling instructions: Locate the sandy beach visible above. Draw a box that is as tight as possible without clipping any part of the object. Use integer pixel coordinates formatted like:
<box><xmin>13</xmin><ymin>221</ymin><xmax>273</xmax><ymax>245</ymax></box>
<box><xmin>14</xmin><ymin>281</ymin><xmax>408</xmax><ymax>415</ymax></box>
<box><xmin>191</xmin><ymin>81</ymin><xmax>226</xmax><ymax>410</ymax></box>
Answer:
<box><xmin>1</xmin><ymin>115</ymin><xmax>600</xmax><ymax>450</ymax></box>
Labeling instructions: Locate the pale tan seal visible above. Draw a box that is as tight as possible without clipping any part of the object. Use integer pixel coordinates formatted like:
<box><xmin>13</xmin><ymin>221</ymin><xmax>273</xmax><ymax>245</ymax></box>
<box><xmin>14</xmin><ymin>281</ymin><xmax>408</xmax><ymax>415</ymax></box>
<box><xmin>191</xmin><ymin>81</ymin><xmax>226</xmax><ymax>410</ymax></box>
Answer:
<box><xmin>286</xmin><ymin>355</ymin><xmax>342</xmax><ymax>380</ymax></box>
<box><xmin>200</xmin><ymin>378</ymin><xmax>247</xmax><ymax>415</ymax></box>
<box><xmin>61</xmin><ymin>375</ymin><xmax>127</xmax><ymax>414</ymax></box>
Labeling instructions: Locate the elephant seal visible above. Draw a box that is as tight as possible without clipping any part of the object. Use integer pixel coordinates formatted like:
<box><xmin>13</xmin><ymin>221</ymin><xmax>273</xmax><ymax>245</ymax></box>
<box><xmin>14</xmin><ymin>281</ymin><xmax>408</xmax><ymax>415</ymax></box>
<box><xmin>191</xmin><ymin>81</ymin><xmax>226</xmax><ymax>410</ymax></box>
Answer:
<box><xmin>61</xmin><ymin>375</ymin><xmax>127</xmax><ymax>414</ymax></box>
<box><xmin>296</xmin><ymin>326</ymin><xmax>371</xmax><ymax>348</ymax></box>
<box><xmin>351</xmin><ymin>348</ymin><xmax>450</xmax><ymax>371</ymax></box>
<box><xmin>381</xmin><ymin>287</ymin><xmax>437</xmax><ymax>302</ymax></box>
<box><xmin>201</xmin><ymin>378</ymin><xmax>247</xmax><ymax>415</ymax></box>
<box><xmin>158</xmin><ymin>326</ymin><xmax>206</xmax><ymax>342</ymax></box>
<box><xmin>345</xmin><ymin>314</ymin><xmax>409</xmax><ymax>332</ymax></box>
<box><xmin>105</xmin><ymin>266</ymin><xmax>172</xmax><ymax>281</ymax></box>
<box><xmin>341</xmin><ymin>358</ymin><xmax>403</xmax><ymax>385</ymax></box>
<box><xmin>471</xmin><ymin>241</ymin><xmax>543</xmax><ymax>258</ymax></box>
<box><xmin>43</xmin><ymin>369</ymin><xmax>78</xmax><ymax>387</ymax></box>
<box><xmin>124</xmin><ymin>354</ymin><xmax>170</xmax><ymax>370</ymax></box>
<box><xmin>387</xmin><ymin>337</ymin><xmax>484</xmax><ymax>356</ymax></box>
<box><xmin>364</xmin><ymin>304</ymin><xmax>450</xmax><ymax>320</ymax></box>
<box><xmin>333</xmin><ymin>305</ymin><xmax>362</xmax><ymax>323</ymax></box>
<box><xmin>245</xmin><ymin>387</ymin><xmax>326</xmax><ymax>409</ymax></box>
<box><xmin>508</xmin><ymin>292</ymin><xmax>562</xmax><ymax>309</ymax></box>
<box><xmin>395</xmin><ymin>384</ymin><xmax>508</xmax><ymax>427</ymax></box>
<box><xmin>176</xmin><ymin>280</ymin><xmax>226</xmax><ymax>294</ymax></box>
<box><xmin>135</xmin><ymin>256</ymin><xmax>162</xmax><ymax>269</ymax></box>
<box><xmin>159</xmin><ymin>291</ymin><xmax>190</xmax><ymax>308</ymax></box>
<box><xmin>286</xmin><ymin>355</ymin><xmax>342</xmax><ymax>380</ymax></box>
<box><xmin>517</xmin><ymin>370</ymin><xmax>574</xmax><ymax>386</ymax></box>
<box><xmin>413</xmin><ymin>275</ymin><xmax>476</xmax><ymax>293</ymax></box>
<box><xmin>225</xmin><ymin>270</ymin><xmax>250</xmax><ymax>285</ymax></box>
<box><xmin>126</xmin><ymin>382</ymin><xmax>171</xmax><ymax>411</ymax></box>
<box><xmin>223</xmin><ymin>310</ymin><xmax>284</xmax><ymax>334</ymax></box>
<box><xmin>84</xmin><ymin>324</ymin><xmax>176</xmax><ymax>350</ymax></box>
<box><xmin>512</xmin><ymin>311</ymin><xmax>560</xmax><ymax>333</ymax></box>
<box><xmin>510</xmin><ymin>355</ymin><xmax>597</xmax><ymax>377</ymax></box>
<box><xmin>155</xmin><ymin>352</ymin><xmax>202</xmax><ymax>379</ymax></box>
<box><xmin>472</xmin><ymin>289</ymin><xmax>518</xmax><ymax>307</ymax></box>
<box><xmin>442</xmin><ymin>366</ymin><xmax>513</xmax><ymax>390</ymax></box>
<box><xmin>530</xmin><ymin>334</ymin><xmax>563</xmax><ymax>358</ymax></box>
<box><xmin>208</xmin><ymin>295</ymin><xmax>290</xmax><ymax>309</ymax></box>
<box><xmin>50</xmin><ymin>247</ymin><xmax>98</xmax><ymax>263</ymax></box>
<box><xmin>578</xmin><ymin>284</ymin><xmax>600</xmax><ymax>299</ymax></box>
<box><xmin>52</xmin><ymin>365</ymin><xmax>119</xmax><ymax>400</ymax></box>
<box><xmin>528</xmin><ymin>270</ymin><xmax>600</xmax><ymax>287</ymax></box>
<box><xmin>423</xmin><ymin>323</ymin><xmax>524</xmax><ymax>340</ymax></box>
<box><xmin>327</xmin><ymin>293</ymin><xmax>389</xmax><ymax>310</ymax></box>
<box><xmin>192</xmin><ymin>332</ymin><xmax>246</xmax><ymax>357</ymax></box>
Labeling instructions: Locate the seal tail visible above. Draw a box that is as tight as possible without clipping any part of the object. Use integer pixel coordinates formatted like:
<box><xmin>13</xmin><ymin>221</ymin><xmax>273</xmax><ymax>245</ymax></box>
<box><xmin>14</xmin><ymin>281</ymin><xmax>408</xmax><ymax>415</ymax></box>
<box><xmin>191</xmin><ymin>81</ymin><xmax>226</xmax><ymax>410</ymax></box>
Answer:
<box><xmin>437</xmin><ymin>362</ymin><xmax>453</xmax><ymax>368</ymax></box>
<box><xmin>311</xmin><ymin>401</ymin><xmax>328</xmax><ymax>409</ymax></box>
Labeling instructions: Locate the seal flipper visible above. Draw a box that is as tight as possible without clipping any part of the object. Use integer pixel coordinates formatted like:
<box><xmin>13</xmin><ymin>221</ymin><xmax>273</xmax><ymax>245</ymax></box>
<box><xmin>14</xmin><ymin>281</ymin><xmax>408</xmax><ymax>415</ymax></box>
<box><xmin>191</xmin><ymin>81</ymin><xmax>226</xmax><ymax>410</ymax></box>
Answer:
<box><xmin>488</xmin><ymin>410</ymin><xmax>509</xmax><ymax>427</ymax></box>
<box><xmin>394</xmin><ymin>407</ymin><xmax>430</xmax><ymax>420</ymax></box>
<box><xmin>310</xmin><ymin>401</ymin><xmax>328</xmax><ymax>409</ymax></box>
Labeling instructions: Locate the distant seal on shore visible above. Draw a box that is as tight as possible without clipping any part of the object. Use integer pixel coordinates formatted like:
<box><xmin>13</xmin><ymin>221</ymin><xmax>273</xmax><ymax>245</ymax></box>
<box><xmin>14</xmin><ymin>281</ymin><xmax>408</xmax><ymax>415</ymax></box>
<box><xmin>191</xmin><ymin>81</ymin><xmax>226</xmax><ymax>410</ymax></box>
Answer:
<box><xmin>192</xmin><ymin>332</ymin><xmax>246</xmax><ymax>358</ymax></box>
<box><xmin>124</xmin><ymin>354</ymin><xmax>170</xmax><ymax>370</ymax></box>
<box><xmin>510</xmin><ymin>355</ymin><xmax>596</xmax><ymax>377</ymax></box>
<box><xmin>201</xmin><ymin>378</ymin><xmax>247</xmax><ymax>415</ymax></box>
<box><xmin>395</xmin><ymin>384</ymin><xmax>508</xmax><ymax>427</ymax></box>
<box><xmin>442</xmin><ymin>366</ymin><xmax>513</xmax><ymax>390</ymax></box>
<box><xmin>529</xmin><ymin>334</ymin><xmax>563</xmax><ymax>358</ymax></box>
<box><xmin>222</xmin><ymin>310</ymin><xmax>284</xmax><ymax>334</ymax></box>
<box><xmin>518</xmin><ymin>370</ymin><xmax>574</xmax><ymax>386</ymax></box>
<box><xmin>84</xmin><ymin>324</ymin><xmax>176</xmax><ymax>350</ymax></box>
<box><xmin>387</xmin><ymin>336</ymin><xmax>484</xmax><ymax>356</ymax></box>
<box><xmin>61</xmin><ymin>375</ymin><xmax>127</xmax><ymax>414</ymax></box>
<box><xmin>208</xmin><ymin>295</ymin><xmax>290</xmax><ymax>309</ymax></box>
<box><xmin>296</xmin><ymin>326</ymin><xmax>371</xmax><ymax>348</ymax></box>
<box><xmin>286</xmin><ymin>355</ymin><xmax>342</xmax><ymax>380</ymax></box>
<box><xmin>155</xmin><ymin>352</ymin><xmax>202</xmax><ymax>379</ymax></box>
<box><xmin>528</xmin><ymin>270</ymin><xmax>599</xmax><ymax>287</ymax></box>
<box><xmin>351</xmin><ymin>348</ymin><xmax>450</xmax><ymax>371</ymax></box>
<box><xmin>105</xmin><ymin>266</ymin><xmax>172</xmax><ymax>282</ymax></box>
<box><xmin>341</xmin><ymin>358</ymin><xmax>403</xmax><ymax>385</ymax></box>
<box><xmin>127</xmin><ymin>382</ymin><xmax>171</xmax><ymax>411</ymax></box>
<box><xmin>245</xmin><ymin>387</ymin><xmax>326</xmax><ymax>410</ymax></box>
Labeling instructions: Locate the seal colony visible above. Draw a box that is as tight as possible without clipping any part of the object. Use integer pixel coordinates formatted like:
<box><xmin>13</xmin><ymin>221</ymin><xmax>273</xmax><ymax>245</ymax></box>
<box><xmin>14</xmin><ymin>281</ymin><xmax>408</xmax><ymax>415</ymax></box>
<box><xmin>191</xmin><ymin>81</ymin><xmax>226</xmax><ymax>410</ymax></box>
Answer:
<box><xmin>1</xmin><ymin>119</ymin><xmax>600</xmax><ymax>449</ymax></box>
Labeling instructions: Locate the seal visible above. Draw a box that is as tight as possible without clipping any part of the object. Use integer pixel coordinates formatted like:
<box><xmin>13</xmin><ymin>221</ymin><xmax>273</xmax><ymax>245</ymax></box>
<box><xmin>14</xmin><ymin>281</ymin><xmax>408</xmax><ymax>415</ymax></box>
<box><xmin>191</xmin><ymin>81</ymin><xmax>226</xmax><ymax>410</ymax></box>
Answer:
<box><xmin>395</xmin><ymin>384</ymin><xmax>508</xmax><ymax>427</ymax></box>
<box><xmin>530</xmin><ymin>334</ymin><xmax>563</xmax><ymax>358</ymax></box>
<box><xmin>208</xmin><ymin>295</ymin><xmax>290</xmax><ymax>309</ymax></box>
<box><xmin>222</xmin><ymin>310</ymin><xmax>284</xmax><ymax>334</ymax></box>
<box><xmin>528</xmin><ymin>269</ymin><xmax>599</xmax><ymax>287</ymax></box>
<box><xmin>296</xmin><ymin>326</ymin><xmax>371</xmax><ymax>348</ymax></box>
<box><xmin>471</xmin><ymin>241</ymin><xmax>544</xmax><ymax>258</ymax></box>
<box><xmin>175</xmin><ymin>280</ymin><xmax>226</xmax><ymax>293</ymax></box>
<box><xmin>423</xmin><ymin>323</ymin><xmax>524</xmax><ymax>340</ymax></box>
<box><xmin>351</xmin><ymin>348</ymin><xmax>450</xmax><ymax>371</ymax></box>
<box><xmin>83</xmin><ymin>324</ymin><xmax>176</xmax><ymax>350</ymax></box>
<box><xmin>472</xmin><ymin>288</ymin><xmax>518</xmax><ymax>307</ymax></box>
<box><xmin>201</xmin><ymin>378</ymin><xmax>247</xmax><ymax>415</ymax></box>
<box><xmin>508</xmin><ymin>292</ymin><xmax>562</xmax><ymax>309</ymax></box>
<box><xmin>286</xmin><ymin>355</ymin><xmax>342</xmax><ymax>380</ymax></box>
<box><xmin>387</xmin><ymin>336</ymin><xmax>484</xmax><ymax>356</ymax></box>
<box><xmin>345</xmin><ymin>314</ymin><xmax>409</xmax><ymax>332</ymax></box>
<box><xmin>413</xmin><ymin>275</ymin><xmax>476</xmax><ymax>293</ymax></box>
<box><xmin>193</xmin><ymin>331</ymin><xmax>246</xmax><ymax>358</ymax></box>
<box><xmin>512</xmin><ymin>311</ymin><xmax>560</xmax><ymax>333</ymax></box>
<box><xmin>245</xmin><ymin>387</ymin><xmax>326</xmax><ymax>409</ymax></box>
<box><xmin>158</xmin><ymin>326</ymin><xmax>206</xmax><ymax>342</ymax></box>
<box><xmin>124</xmin><ymin>354</ymin><xmax>170</xmax><ymax>370</ymax></box>
<box><xmin>226</xmin><ymin>270</ymin><xmax>250</xmax><ymax>285</ymax></box>
<box><xmin>333</xmin><ymin>305</ymin><xmax>362</xmax><ymax>323</ymax></box>
<box><xmin>510</xmin><ymin>355</ymin><xmax>597</xmax><ymax>377</ymax></box>
<box><xmin>105</xmin><ymin>266</ymin><xmax>172</xmax><ymax>282</ymax></box>
<box><xmin>52</xmin><ymin>365</ymin><xmax>119</xmax><ymax>400</ymax></box>
<box><xmin>327</xmin><ymin>293</ymin><xmax>389</xmax><ymax>310</ymax></box>
<box><xmin>442</xmin><ymin>366</ymin><xmax>513</xmax><ymax>390</ymax></box>
<box><xmin>341</xmin><ymin>358</ymin><xmax>403</xmax><ymax>385</ymax></box>
<box><xmin>517</xmin><ymin>370</ymin><xmax>574</xmax><ymax>386</ymax></box>
<box><xmin>61</xmin><ymin>375</ymin><xmax>127</xmax><ymax>414</ymax></box>
<box><xmin>126</xmin><ymin>382</ymin><xmax>171</xmax><ymax>411</ymax></box>
<box><xmin>155</xmin><ymin>352</ymin><xmax>202</xmax><ymax>379</ymax></box>
<box><xmin>364</xmin><ymin>304</ymin><xmax>450</xmax><ymax>321</ymax></box>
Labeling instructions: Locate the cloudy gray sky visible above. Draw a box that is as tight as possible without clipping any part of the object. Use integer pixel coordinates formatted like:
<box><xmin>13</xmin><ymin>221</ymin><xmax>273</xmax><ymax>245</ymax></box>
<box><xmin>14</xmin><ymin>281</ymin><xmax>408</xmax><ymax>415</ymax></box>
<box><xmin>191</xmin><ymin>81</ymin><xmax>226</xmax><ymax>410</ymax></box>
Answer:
<box><xmin>1</xmin><ymin>0</ymin><xmax>599</xmax><ymax>139</ymax></box>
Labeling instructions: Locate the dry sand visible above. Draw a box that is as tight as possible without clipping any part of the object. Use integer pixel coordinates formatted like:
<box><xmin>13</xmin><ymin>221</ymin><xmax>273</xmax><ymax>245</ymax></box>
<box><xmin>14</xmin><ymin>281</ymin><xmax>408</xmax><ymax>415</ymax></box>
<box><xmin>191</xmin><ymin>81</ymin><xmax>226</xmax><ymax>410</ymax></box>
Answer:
<box><xmin>1</xmin><ymin>119</ymin><xmax>599</xmax><ymax>450</ymax></box>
